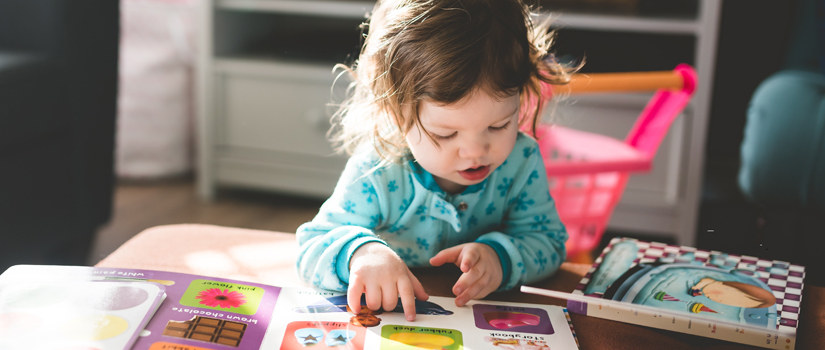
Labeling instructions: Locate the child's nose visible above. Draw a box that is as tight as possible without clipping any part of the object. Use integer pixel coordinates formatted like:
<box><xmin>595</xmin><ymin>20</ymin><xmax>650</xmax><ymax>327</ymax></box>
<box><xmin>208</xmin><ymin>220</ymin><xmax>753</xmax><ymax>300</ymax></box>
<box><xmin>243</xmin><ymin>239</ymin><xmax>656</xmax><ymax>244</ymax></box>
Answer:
<box><xmin>459</xmin><ymin>136</ymin><xmax>489</xmax><ymax>159</ymax></box>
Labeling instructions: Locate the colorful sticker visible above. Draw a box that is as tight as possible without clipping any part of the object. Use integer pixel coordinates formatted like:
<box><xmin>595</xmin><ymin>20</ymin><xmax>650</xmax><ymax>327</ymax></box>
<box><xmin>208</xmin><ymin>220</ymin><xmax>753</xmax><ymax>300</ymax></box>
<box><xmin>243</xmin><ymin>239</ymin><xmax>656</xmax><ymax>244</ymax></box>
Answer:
<box><xmin>163</xmin><ymin>316</ymin><xmax>247</xmax><ymax>347</ymax></box>
<box><xmin>180</xmin><ymin>279</ymin><xmax>265</xmax><ymax>315</ymax></box>
<box><xmin>380</xmin><ymin>325</ymin><xmax>462</xmax><ymax>350</ymax></box>
<box><xmin>296</xmin><ymin>295</ymin><xmax>453</xmax><ymax>315</ymax></box>
<box><xmin>149</xmin><ymin>342</ymin><xmax>215</xmax><ymax>350</ymax></box>
<box><xmin>472</xmin><ymin>304</ymin><xmax>554</xmax><ymax>334</ymax></box>
<box><xmin>484</xmin><ymin>336</ymin><xmax>551</xmax><ymax>349</ymax></box>
<box><xmin>281</xmin><ymin>321</ymin><xmax>365</xmax><ymax>349</ymax></box>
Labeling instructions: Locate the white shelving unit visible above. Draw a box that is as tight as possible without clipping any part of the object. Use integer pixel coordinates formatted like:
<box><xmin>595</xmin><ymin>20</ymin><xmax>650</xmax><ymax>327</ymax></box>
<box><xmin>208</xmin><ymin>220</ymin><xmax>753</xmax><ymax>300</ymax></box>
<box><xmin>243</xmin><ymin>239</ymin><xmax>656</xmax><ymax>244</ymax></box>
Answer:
<box><xmin>217</xmin><ymin>0</ymin><xmax>374</xmax><ymax>16</ymax></box>
<box><xmin>197</xmin><ymin>0</ymin><xmax>721</xmax><ymax>246</ymax></box>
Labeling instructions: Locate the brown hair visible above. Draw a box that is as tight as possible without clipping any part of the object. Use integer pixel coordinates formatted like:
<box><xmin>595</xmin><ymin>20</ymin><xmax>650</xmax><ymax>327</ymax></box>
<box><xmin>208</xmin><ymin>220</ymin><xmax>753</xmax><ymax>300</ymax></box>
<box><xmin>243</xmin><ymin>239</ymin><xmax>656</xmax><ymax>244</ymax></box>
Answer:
<box><xmin>331</xmin><ymin>0</ymin><xmax>578</xmax><ymax>161</ymax></box>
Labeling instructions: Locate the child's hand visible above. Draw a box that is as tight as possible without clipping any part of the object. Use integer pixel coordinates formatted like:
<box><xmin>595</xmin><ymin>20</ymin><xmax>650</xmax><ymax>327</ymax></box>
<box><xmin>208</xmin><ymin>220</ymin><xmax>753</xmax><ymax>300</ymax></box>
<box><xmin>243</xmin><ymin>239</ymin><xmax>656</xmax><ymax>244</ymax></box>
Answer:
<box><xmin>348</xmin><ymin>242</ymin><xmax>429</xmax><ymax>321</ymax></box>
<box><xmin>429</xmin><ymin>243</ymin><xmax>502</xmax><ymax>307</ymax></box>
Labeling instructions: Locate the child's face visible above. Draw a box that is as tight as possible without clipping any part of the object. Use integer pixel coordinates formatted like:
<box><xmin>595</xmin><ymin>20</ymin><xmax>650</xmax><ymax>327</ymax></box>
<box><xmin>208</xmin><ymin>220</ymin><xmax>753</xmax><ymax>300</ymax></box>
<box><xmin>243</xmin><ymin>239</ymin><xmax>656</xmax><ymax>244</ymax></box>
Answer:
<box><xmin>405</xmin><ymin>89</ymin><xmax>520</xmax><ymax>193</ymax></box>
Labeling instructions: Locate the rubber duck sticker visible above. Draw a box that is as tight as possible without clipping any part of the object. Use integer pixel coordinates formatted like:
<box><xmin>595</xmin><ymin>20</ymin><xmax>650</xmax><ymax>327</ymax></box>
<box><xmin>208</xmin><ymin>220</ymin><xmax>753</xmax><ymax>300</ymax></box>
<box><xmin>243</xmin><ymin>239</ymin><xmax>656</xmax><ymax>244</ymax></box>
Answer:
<box><xmin>380</xmin><ymin>325</ymin><xmax>462</xmax><ymax>350</ymax></box>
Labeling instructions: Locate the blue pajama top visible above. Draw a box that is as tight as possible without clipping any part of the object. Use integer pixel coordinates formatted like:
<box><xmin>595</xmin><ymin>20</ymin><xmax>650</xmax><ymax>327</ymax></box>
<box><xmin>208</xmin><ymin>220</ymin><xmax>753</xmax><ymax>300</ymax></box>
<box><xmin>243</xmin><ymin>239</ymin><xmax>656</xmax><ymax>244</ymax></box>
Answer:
<box><xmin>296</xmin><ymin>132</ymin><xmax>568</xmax><ymax>292</ymax></box>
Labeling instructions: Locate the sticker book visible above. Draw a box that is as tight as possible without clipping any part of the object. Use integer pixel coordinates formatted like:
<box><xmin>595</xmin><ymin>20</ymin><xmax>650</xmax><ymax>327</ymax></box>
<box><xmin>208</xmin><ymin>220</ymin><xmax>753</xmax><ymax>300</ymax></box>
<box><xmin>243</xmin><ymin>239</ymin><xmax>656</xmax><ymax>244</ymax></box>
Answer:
<box><xmin>0</xmin><ymin>265</ymin><xmax>579</xmax><ymax>349</ymax></box>
<box><xmin>523</xmin><ymin>237</ymin><xmax>806</xmax><ymax>350</ymax></box>
<box><xmin>0</xmin><ymin>265</ymin><xmax>167</xmax><ymax>349</ymax></box>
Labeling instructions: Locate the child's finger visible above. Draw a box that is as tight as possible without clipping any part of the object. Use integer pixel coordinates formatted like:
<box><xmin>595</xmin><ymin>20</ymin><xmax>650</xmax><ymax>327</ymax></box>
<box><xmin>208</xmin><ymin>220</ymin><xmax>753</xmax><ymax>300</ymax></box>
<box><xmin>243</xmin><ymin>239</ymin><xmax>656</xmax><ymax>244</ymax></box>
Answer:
<box><xmin>458</xmin><ymin>248</ymin><xmax>480</xmax><ymax>273</ymax></box>
<box><xmin>347</xmin><ymin>283</ymin><xmax>364</xmax><ymax>314</ymax></box>
<box><xmin>381</xmin><ymin>284</ymin><xmax>399</xmax><ymax>313</ymax></box>
<box><xmin>409</xmin><ymin>271</ymin><xmax>429</xmax><ymax>301</ymax></box>
<box><xmin>454</xmin><ymin>273</ymin><xmax>488</xmax><ymax>307</ymax></box>
<box><xmin>364</xmin><ymin>284</ymin><xmax>383</xmax><ymax>312</ymax></box>
<box><xmin>429</xmin><ymin>245</ymin><xmax>463</xmax><ymax>267</ymax></box>
<box><xmin>397</xmin><ymin>278</ymin><xmax>418</xmax><ymax>321</ymax></box>
<box><xmin>452</xmin><ymin>266</ymin><xmax>482</xmax><ymax>297</ymax></box>
<box><xmin>454</xmin><ymin>283</ymin><xmax>480</xmax><ymax>307</ymax></box>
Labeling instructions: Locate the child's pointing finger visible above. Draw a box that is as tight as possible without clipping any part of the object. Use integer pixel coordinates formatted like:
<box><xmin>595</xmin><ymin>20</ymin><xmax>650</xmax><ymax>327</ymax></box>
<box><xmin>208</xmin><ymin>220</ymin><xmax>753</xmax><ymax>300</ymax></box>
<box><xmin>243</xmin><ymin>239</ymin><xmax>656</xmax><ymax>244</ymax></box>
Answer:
<box><xmin>429</xmin><ymin>244</ymin><xmax>471</xmax><ymax>268</ymax></box>
<box><xmin>458</xmin><ymin>248</ymin><xmax>481</xmax><ymax>273</ymax></box>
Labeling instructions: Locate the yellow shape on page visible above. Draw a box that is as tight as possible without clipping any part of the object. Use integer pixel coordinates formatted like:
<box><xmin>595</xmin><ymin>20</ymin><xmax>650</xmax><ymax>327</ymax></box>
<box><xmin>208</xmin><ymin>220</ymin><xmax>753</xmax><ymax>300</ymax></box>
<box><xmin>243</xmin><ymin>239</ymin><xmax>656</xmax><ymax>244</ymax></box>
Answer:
<box><xmin>388</xmin><ymin>332</ymin><xmax>455</xmax><ymax>349</ymax></box>
<box><xmin>61</xmin><ymin>314</ymin><xmax>129</xmax><ymax>341</ymax></box>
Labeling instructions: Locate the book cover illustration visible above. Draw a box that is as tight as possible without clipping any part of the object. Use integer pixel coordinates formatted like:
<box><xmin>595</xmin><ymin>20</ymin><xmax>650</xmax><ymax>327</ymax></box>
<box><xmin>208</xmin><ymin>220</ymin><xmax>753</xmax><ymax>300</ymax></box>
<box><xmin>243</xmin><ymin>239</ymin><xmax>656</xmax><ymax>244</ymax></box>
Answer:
<box><xmin>571</xmin><ymin>237</ymin><xmax>805</xmax><ymax>349</ymax></box>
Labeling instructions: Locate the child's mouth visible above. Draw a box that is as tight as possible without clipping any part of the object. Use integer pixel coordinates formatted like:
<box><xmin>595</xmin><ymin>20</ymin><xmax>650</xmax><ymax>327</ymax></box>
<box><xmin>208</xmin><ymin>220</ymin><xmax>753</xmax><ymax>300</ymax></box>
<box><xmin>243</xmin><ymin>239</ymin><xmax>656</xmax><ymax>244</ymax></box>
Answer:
<box><xmin>458</xmin><ymin>165</ymin><xmax>490</xmax><ymax>181</ymax></box>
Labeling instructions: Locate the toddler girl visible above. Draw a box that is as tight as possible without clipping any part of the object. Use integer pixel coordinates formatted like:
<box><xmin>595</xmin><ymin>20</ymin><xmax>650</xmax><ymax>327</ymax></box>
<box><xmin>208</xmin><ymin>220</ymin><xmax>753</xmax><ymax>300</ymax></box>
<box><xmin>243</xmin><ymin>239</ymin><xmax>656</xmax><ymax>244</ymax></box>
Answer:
<box><xmin>296</xmin><ymin>0</ymin><xmax>575</xmax><ymax>321</ymax></box>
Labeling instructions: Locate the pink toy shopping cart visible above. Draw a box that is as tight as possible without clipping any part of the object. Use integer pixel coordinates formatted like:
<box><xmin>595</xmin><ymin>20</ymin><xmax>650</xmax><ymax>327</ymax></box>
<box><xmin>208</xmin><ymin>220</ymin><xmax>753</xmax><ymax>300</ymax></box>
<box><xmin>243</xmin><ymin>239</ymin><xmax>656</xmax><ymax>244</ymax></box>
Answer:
<box><xmin>535</xmin><ymin>64</ymin><xmax>697</xmax><ymax>259</ymax></box>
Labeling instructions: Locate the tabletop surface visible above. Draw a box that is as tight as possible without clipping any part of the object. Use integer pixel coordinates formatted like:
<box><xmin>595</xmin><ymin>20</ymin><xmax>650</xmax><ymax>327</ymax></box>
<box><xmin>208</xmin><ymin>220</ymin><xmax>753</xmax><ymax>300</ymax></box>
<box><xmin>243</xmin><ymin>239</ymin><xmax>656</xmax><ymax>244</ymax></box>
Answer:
<box><xmin>96</xmin><ymin>224</ymin><xmax>825</xmax><ymax>350</ymax></box>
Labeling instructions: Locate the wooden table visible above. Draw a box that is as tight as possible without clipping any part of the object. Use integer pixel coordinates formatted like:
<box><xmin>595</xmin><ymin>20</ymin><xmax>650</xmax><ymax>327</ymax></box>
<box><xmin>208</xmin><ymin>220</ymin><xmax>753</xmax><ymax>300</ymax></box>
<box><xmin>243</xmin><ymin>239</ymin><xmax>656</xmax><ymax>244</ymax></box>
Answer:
<box><xmin>96</xmin><ymin>224</ymin><xmax>825</xmax><ymax>350</ymax></box>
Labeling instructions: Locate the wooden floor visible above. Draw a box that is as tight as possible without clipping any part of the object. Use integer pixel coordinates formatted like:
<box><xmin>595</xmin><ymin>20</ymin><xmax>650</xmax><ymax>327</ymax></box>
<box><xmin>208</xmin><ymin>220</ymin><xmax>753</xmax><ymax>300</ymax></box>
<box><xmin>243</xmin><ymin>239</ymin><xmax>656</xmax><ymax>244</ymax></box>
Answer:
<box><xmin>89</xmin><ymin>177</ymin><xmax>324</xmax><ymax>264</ymax></box>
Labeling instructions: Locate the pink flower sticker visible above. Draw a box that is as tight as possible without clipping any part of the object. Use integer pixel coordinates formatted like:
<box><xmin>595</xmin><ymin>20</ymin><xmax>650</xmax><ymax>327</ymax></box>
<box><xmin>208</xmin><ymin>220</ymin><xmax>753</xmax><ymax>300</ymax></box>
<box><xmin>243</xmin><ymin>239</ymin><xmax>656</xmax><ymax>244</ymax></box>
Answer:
<box><xmin>195</xmin><ymin>288</ymin><xmax>247</xmax><ymax>308</ymax></box>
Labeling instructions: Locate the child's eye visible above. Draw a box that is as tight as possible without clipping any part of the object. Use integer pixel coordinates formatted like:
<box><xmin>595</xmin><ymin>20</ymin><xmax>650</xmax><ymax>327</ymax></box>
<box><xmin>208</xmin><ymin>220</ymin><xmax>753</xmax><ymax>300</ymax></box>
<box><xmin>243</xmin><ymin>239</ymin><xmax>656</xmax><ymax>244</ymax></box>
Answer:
<box><xmin>433</xmin><ymin>131</ymin><xmax>457</xmax><ymax>140</ymax></box>
<box><xmin>489</xmin><ymin>121</ymin><xmax>511</xmax><ymax>131</ymax></box>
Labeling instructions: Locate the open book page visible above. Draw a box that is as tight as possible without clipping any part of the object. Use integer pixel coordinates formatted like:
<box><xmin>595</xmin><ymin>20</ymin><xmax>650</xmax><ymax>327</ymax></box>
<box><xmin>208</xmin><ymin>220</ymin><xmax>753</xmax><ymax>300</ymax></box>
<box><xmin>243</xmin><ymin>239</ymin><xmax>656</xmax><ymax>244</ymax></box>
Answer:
<box><xmin>0</xmin><ymin>265</ymin><xmax>166</xmax><ymax>350</ymax></box>
<box><xmin>263</xmin><ymin>288</ymin><xmax>578</xmax><ymax>349</ymax></box>
<box><xmin>0</xmin><ymin>265</ymin><xmax>578</xmax><ymax>349</ymax></box>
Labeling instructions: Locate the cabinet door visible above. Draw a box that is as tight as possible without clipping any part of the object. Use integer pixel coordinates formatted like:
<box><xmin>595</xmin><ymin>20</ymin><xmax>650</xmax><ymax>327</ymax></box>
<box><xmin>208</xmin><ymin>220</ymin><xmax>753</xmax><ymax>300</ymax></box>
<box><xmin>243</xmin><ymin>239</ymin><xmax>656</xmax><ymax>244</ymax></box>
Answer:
<box><xmin>211</xmin><ymin>61</ymin><xmax>348</xmax><ymax>196</ymax></box>
<box><xmin>217</xmin><ymin>64</ymin><xmax>340</xmax><ymax>157</ymax></box>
